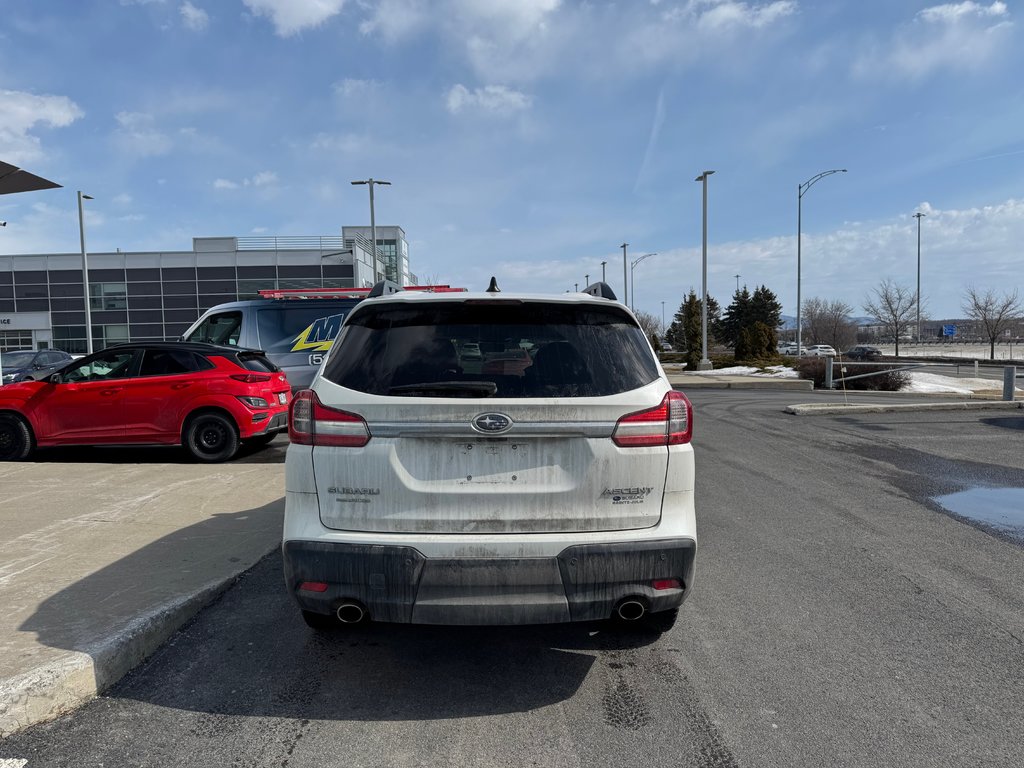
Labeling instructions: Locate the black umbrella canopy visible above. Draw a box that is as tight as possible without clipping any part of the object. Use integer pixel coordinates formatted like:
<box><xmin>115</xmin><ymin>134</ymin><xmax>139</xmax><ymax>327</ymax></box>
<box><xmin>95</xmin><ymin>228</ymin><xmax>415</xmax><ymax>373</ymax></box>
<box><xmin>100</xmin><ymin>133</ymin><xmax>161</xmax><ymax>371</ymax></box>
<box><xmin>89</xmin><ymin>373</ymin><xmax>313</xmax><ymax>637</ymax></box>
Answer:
<box><xmin>0</xmin><ymin>160</ymin><xmax>62</xmax><ymax>195</ymax></box>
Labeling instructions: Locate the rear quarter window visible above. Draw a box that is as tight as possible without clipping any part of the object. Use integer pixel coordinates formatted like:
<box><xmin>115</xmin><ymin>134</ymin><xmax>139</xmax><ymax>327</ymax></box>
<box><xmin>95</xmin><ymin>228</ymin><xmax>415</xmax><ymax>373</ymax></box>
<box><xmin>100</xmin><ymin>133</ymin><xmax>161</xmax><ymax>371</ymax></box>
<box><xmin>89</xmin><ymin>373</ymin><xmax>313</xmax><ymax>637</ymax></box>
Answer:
<box><xmin>256</xmin><ymin>303</ymin><xmax>357</xmax><ymax>355</ymax></box>
<box><xmin>322</xmin><ymin>300</ymin><xmax>660</xmax><ymax>398</ymax></box>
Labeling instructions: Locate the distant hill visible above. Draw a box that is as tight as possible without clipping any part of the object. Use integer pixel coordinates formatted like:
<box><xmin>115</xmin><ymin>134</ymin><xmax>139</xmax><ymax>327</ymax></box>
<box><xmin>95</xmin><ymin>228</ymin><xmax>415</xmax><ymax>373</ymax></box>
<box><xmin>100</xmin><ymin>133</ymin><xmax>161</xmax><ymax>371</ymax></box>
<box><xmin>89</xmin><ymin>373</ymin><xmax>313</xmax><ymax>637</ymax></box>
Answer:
<box><xmin>779</xmin><ymin>314</ymin><xmax>877</xmax><ymax>330</ymax></box>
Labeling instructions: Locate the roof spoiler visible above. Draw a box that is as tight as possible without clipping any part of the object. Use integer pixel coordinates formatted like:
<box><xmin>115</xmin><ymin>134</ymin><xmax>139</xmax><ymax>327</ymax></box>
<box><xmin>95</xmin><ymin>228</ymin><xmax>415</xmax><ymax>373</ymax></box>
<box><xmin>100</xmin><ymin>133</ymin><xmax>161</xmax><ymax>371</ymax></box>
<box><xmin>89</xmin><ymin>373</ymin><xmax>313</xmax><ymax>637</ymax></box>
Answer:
<box><xmin>582</xmin><ymin>281</ymin><xmax>618</xmax><ymax>301</ymax></box>
<box><xmin>367</xmin><ymin>279</ymin><xmax>402</xmax><ymax>298</ymax></box>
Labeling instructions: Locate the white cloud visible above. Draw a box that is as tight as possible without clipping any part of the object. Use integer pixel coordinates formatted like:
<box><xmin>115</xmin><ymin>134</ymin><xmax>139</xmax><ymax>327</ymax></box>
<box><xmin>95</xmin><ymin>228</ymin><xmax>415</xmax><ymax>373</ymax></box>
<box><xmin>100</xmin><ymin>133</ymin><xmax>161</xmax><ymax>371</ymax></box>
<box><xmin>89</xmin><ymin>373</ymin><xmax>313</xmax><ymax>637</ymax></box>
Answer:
<box><xmin>854</xmin><ymin>1</ymin><xmax>1013</xmax><ymax>81</ymax></box>
<box><xmin>0</xmin><ymin>89</ymin><xmax>83</xmax><ymax>165</ymax></box>
<box><xmin>114</xmin><ymin>111</ymin><xmax>173</xmax><ymax>156</ymax></box>
<box><xmin>242</xmin><ymin>0</ymin><xmax>346</xmax><ymax>36</ymax></box>
<box><xmin>446</xmin><ymin>84</ymin><xmax>532</xmax><ymax>116</ymax></box>
<box><xmin>311</xmin><ymin>132</ymin><xmax>371</xmax><ymax>154</ymax></box>
<box><xmin>180</xmin><ymin>2</ymin><xmax>209</xmax><ymax>30</ymax></box>
<box><xmin>359</xmin><ymin>0</ymin><xmax>427</xmax><ymax>41</ymax></box>
<box><xmin>212</xmin><ymin>171</ymin><xmax>278</xmax><ymax>190</ymax></box>
<box><xmin>113</xmin><ymin>193</ymin><xmax>134</xmax><ymax>205</ymax></box>
<box><xmin>332</xmin><ymin>78</ymin><xmax>379</xmax><ymax>97</ymax></box>
<box><xmin>693</xmin><ymin>1</ymin><xmax>797</xmax><ymax>31</ymax></box>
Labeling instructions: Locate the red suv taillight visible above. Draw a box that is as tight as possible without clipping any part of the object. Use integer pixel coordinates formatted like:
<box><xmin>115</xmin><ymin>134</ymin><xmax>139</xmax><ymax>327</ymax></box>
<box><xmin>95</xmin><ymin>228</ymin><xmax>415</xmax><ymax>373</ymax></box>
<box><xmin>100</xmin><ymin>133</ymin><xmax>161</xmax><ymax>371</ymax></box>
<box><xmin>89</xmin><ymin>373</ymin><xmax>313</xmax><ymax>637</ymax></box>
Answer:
<box><xmin>230</xmin><ymin>373</ymin><xmax>273</xmax><ymax>383</ymax></box>
<box><xmin>289</xmin><ymin>390</ymin><xmax>370</xmax><ymax>448</ymax></box>
<box><xmin>612</xmin><ymin>390</ymin><xmax>692</xmax><ymax>447</ymax></box>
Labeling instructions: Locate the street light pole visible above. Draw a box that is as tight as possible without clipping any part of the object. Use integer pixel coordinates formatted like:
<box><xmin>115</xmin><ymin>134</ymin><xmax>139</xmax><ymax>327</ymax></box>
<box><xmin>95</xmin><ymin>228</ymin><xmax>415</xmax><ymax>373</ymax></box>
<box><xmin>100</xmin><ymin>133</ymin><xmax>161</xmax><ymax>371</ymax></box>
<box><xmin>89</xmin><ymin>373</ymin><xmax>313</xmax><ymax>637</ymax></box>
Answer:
<box><xmin>661</xmin><ymin>300</ymin><xmax>666</xmax><ymax>335</ymax></box>
<box><xmin>620</xmin><ymin>243</ymin><xmax>629</xmax><ymax>306</ymax></box>
<box><xmin>629</xmin><ymin>252</ymin><xmax>657</xmax><ymax>312</ymax></box>
<box><xmin>735</xmin><ymin>273</ymin><xmax>741</xmax><ymax>293</ymax></box>
<box><xmin>796</xmin><ymin>169</ymin><xmax>846</xmax><ymax>355</ymax></box>
<box><xmin>914</xmin><ymin>211</ymin><xmax>926</xmax><ymax>341</ymax></box>
<box><xmin>695</xmin><ymin>171</ymin><xmax>715</xmax><ymax>370</ymax></box>
<box><xmin>601</xmin><ymin>261</ymin><xmax>606</xmax><ymax>282</ymax></box>
<box><xmin>351</xmin><ymin>178</ymin><xmax>391</xmax><ymax>282</ymax></box>
<box><xmin>78</xmin><ymin>191</ymin><xmax>95</xmax><ymax>354</ymax></box>
<box><xmin>585</xmin><ymin>274</ymin><xmax>589</xmax><ymax>287</ymax></box>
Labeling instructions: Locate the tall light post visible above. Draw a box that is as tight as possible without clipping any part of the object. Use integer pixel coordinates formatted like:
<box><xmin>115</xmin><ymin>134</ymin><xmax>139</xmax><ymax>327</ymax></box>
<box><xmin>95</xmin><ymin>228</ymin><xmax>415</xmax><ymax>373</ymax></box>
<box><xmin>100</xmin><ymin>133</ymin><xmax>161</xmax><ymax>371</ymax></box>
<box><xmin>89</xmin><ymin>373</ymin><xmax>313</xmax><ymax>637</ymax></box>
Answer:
<box><xmin>78</xmin><ymin>191</ymin><xmax>95</xmax><ymax>354</ymax></box>
<box><xmin>661</xmin><ymin>300</ymin><xmax>666</xmax><ymax>335</ymax></box>
<box><xmin>914</xmin><ymin>211</ymin><xmax>926</xmax><ymax>341</ymax></box>
<box><xmin>695</xmin><ymin>170</ymin><xmax>714</xmax><ymax>370</ymax></box>
<box><xmin>629</xmin><ymin>252</ymin><xmax>657</xmax><ymax>311</ymax></box>
<box><xmin>796</xmin><ymin>169</ymin><xmax>846</xmax><ymax>354</ymax></box>
<box><xmin>734</xmin><ymin>273</ymin><xmax>741</xmax><ymax>292</ymax></box>
<box><xmin>585</xmin><ymin>273</ymin><xmax>590</xmax><ymax>286</ymax></box>
<box><xmin>601</xmin><ymin>261</ymin><xmax>606</xmax><ymax>282</ymax></box>
<box><xmin>620</xmin><ymin>243</ymin><xmax>629</xmax><ymax>306</ymax></box>
<box><xmin>350</xmin><ymin>178</ymin><xmax>390</xmax><ymax>282</ymax></box>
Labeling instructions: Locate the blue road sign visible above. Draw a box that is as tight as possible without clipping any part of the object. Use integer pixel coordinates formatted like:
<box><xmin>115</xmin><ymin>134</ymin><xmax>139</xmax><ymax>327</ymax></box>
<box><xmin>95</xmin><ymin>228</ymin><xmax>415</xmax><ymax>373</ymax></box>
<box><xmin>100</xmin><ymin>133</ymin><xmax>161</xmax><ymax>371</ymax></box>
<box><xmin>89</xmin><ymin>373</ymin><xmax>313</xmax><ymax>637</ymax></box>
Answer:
<box><xmin>942</xmin><ymin>324</ymin><xmax>956</xmax><ymax>336</ymax></box>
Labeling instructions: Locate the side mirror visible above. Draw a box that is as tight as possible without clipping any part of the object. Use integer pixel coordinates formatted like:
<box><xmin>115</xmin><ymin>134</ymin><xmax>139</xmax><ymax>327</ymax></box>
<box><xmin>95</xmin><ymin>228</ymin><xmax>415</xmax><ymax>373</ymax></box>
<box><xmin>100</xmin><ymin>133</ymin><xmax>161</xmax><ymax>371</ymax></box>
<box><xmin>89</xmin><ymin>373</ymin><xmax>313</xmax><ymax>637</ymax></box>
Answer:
<box><xmin>49</xmin><ymin>373</ymin><xmax>62</xmax><ymax>384</ymax></box>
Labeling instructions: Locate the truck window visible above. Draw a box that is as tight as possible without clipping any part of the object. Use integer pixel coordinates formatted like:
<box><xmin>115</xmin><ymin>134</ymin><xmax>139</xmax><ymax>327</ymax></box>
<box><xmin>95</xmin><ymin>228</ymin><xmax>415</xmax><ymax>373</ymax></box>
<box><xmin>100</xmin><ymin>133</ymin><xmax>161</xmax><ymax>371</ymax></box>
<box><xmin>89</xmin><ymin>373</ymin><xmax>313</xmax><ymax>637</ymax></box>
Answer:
<box><xmin>185</xmin><ymin>311</ymin><xmax>243</xmax><ymax>346</ymax></box>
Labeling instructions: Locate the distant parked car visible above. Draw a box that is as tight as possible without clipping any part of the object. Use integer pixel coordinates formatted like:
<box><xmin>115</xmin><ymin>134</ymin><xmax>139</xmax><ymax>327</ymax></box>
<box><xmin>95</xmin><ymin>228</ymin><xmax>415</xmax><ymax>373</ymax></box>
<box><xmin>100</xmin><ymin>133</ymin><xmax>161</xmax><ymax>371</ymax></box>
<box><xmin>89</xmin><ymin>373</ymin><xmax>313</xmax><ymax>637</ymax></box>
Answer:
<box><xmin>778</xmin><ymin>343</ymin><xmax>807</xmax><ymax>356</ymax></box>
<box><xmin>844</xmin><ymin>345</ymin><xmax>882</xmax><ymax>361</ymax></box>
<box><xmin>804</xmin><ymin>344</ymin><xmax>838</xmax><ymax>357</ymax></box>
<box><xmin>0</xmin><ymin>342</ymin><xmax>290</xmax><ymax>462</ymax></box>
<box><xmin>459</xmin><ymin>342</ymin><xmax>483</xmax><ymax>361</ymax></box>
<box><xmin>0</xmin><ymin>349</ymin><xmax>75</xmax><ymax>385</ymax></box>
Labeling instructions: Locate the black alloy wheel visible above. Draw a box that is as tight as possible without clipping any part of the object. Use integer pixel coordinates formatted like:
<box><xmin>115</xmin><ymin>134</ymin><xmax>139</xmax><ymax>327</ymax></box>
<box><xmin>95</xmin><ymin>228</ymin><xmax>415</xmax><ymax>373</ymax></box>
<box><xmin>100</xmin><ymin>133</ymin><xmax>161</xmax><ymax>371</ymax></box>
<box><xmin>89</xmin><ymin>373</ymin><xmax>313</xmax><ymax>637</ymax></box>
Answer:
<box><xmin>184</xmin><ymin>412</ymin><xmax>240</xmax><ymax>463</ymax></box>
<box><xmin>0</xmin><ymin>413</ymin><xmax>34</xmax><ymax>461</ymax></box>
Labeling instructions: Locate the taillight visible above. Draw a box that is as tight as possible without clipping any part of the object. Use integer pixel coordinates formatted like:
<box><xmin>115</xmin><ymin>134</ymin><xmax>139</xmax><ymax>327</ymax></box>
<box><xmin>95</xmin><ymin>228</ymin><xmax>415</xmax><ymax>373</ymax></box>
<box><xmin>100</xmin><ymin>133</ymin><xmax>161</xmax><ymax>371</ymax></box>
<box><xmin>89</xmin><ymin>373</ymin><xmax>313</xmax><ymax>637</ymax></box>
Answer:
<box><xmin>612</xmin><ymin>390</ymin><xmax>692</xmax><ymax>447</ymax></box>
<box><xmin>289</xmin><ymin>390</ymin><xmax>370</xmax><ymax>448</ymax></box>
<box><xmin>231</xmin><ymin>373</ymin><xmax>272</xmax><ymax>383</ymax></box>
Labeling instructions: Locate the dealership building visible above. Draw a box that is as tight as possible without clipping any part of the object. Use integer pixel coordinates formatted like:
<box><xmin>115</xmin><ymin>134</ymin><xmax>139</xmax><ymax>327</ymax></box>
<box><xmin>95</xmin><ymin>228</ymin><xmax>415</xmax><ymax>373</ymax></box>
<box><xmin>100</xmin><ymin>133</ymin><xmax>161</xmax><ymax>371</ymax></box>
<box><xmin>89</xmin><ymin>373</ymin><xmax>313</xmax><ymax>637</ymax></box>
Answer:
<box><xmin>0</xmin><ymin>225</ymin><xmax>411</xmax><ymax>354</ymax></box>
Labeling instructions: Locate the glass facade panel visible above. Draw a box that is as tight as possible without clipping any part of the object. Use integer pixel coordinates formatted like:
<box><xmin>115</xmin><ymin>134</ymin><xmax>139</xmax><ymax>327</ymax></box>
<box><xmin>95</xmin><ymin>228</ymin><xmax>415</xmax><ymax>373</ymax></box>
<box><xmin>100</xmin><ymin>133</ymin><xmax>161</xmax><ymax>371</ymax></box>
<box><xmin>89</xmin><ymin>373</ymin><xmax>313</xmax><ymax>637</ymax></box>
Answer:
<box><xmin>0</xmin><ymin>300</ymin><xmax>15</xmax><ymax>312</ymax></box>
<box><xmin>89</xmin><ymin>269</ymin><xmax>125</xmax><ymax>281</ymax></box>
<box><xmin>127</xmin><ymin>281</ymin><xmax>163</xmax><ymax>296</ymax></box>
<box><xmin>165</xmin><ymin>309</ymin><xmax>201</xmax><ymax>323</ymax></box>
<box><xmin>92</xmin><ymin>310</ymin><xmax>130</xmax><ymax>324</ymax></box>
<box><xmin>126</xmin><ymin>268</ymin><xmax>161</xmax><ymax>281</ymax></box>
<box><xmin>237</xmin><ymin>266</ymin><xmax>276</xmax><ymax>278</ymax></box>
<box><xmin>278</xmin><ymin>265</ymin><xmax>322</xmax><ymax>278</ymax></box>
<box><xmin>197</xmin><ymin>266</ymin><xmax>236</xmax><ymax>280</ymax></box>
<box><xmin>198</xmin><ymin>279</ymin><xmax>236</xmax><ymax>293</ymax></box>
<box><xmin>51</xmin><ymin>283</ymin><xmax>85</xmax><ymax>298</ymax></box>
<box><xmin>162</xmin><ymin>280</ymin><xmax>197</xmax><ymax>295</ymax></box>
<box><xmin>48</xmin><ymin>270</ymin><xmax>82</xmax><ymax>284</ymax></box>
<box><xmin>14</xmin><ymin>285</ymin><xmax>48</xmax><ymax>299</ymax></box>
<box><xmin>129</xmin><ymin>309</ymin><xmax>164</xmax><ymax>323</ymax></box>
<box><xmin>90</xmin><ymin>282</ymin><xmax>128</xmax><ymax>310</ymax></box>
<box><xmin>15</xmin><ymin>299</ymin><xmax>49</xmax><ymax>311</ymax></box>
<box><xmin>127</xmin><ymin>295</ymin><xmax>163</xmax><ymax>309</ymax></box>
<box><xmin>162</xmin><ymin>267</ymin><xmax>196</xmax><ymax>280</ymax></box>
<box><xmin>13</xmin><ymin>270</ymin><xmax>47</xmax><ymax>284</ymax></box>
<box><xmin>164</xmin><ymin>295</ymin><xmax>198</xmax><ymax>309</ymax></box>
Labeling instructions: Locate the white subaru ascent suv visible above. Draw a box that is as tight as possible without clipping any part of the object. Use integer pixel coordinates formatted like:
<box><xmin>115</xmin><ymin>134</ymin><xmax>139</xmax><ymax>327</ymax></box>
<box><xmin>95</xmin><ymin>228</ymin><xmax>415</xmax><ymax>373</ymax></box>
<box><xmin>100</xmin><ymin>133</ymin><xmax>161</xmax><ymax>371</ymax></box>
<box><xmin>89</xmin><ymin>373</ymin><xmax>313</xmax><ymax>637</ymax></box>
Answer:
<box><xmin>283</xmin><ymin>280</ymin><xmax>697</xmax><ymax>632</ymax></box>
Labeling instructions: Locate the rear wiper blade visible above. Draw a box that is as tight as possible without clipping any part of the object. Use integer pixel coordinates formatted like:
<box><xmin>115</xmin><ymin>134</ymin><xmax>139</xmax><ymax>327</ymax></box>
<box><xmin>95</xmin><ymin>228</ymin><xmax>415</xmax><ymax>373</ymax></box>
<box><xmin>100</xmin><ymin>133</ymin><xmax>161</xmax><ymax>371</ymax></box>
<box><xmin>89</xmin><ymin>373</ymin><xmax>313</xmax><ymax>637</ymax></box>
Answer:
<box><xmin>387</xmin><ymin>381</ymin><xmax>498</xmax><ymax>397</ymax></box>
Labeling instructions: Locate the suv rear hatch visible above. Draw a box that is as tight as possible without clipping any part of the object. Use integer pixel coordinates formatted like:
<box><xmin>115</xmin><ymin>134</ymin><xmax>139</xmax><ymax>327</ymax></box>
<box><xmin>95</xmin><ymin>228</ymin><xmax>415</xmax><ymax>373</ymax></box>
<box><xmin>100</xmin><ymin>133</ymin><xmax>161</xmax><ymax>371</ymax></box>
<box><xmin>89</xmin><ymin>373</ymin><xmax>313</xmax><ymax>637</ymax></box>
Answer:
<box><xmin>297</xmin><ymin>298</ymin><xmax>690</xmax><ymax>535</ymax></box>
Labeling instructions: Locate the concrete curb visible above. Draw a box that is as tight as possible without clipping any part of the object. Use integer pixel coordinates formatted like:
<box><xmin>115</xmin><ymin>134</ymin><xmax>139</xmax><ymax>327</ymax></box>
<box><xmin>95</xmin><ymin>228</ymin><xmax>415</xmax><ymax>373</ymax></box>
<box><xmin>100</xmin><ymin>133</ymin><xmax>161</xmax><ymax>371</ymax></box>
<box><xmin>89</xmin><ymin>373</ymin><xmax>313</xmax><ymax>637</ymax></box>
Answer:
<box><xmin>785</xmin><ymin>401</ymin><xmax>1024</xmax><ymax>416</ymax></box>
<box><xmin>0</xmin><ymin>554</ymin><xmax>272</xmax><ymax>738</ymax></box>
<box><xmin>667</xmin><ymin>376</ymin><xmax>813</xmax><ymax>391</ymax></box>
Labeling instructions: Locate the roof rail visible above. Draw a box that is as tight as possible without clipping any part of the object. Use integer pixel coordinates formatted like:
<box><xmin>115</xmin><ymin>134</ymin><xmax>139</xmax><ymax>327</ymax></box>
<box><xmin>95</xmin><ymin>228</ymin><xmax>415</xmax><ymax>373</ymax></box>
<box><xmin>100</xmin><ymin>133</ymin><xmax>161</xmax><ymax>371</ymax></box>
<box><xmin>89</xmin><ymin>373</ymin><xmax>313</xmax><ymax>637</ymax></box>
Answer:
<box><xmin>582</xmin><ymin>281</ymin><xmax>618</xmax><ymax>301</ymax></box>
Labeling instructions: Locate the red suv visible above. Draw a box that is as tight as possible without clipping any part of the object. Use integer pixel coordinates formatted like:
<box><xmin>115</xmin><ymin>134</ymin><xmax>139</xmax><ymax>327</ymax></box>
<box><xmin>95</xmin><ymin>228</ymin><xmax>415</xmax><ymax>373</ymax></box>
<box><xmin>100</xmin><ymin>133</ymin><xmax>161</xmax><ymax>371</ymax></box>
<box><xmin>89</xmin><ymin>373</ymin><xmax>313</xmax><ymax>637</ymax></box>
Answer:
<box><xmin>0</xmin><ymin>342</ymin><xmax>290</xmax><ymax>462</ymax></box>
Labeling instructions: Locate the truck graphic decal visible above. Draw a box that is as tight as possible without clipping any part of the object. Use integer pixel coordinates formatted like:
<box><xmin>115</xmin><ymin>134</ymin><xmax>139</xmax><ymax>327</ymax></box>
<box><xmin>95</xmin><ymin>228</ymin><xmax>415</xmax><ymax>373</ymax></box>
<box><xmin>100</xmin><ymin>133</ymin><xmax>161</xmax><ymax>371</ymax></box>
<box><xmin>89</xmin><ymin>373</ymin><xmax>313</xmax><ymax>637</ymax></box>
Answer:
<box><xmin>290</xmin><ymin>313</ymin><xmax>346</xmax><ymax>352</ymax></box>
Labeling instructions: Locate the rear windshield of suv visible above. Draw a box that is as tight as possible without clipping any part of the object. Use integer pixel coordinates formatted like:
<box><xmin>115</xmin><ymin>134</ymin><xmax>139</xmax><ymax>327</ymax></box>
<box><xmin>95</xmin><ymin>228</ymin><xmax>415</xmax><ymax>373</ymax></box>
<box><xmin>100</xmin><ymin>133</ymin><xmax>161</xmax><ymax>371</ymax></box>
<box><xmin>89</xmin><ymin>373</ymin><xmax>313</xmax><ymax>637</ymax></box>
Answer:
<box><xmin>322</xmin><ymin>300</ymin><xmax>660</xmax><ymax>398</ymax></box>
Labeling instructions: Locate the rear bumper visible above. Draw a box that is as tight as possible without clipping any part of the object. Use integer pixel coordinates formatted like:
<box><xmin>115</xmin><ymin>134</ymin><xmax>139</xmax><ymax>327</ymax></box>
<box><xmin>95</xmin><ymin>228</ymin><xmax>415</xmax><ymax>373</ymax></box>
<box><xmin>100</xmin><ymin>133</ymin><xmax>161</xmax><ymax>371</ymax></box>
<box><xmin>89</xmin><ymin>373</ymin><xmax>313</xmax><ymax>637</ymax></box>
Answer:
<box><xmin>248</xmin><ymin>410</ymin><xmax>288</xmax><ymax>437</ymax></box>
<box><xmin>283</xmin><ymin>538</ymin><xmax>696</xmax><ymax>625</ymax></box>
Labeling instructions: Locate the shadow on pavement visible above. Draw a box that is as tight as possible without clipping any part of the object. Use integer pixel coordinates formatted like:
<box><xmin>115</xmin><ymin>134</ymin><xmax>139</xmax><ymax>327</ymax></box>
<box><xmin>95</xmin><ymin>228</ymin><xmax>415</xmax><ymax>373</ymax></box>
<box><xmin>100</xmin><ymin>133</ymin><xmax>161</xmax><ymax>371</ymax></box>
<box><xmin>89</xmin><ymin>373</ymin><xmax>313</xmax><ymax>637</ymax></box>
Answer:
<box><xmin>28</xmin><ymin>435</ymin><xmax>287</xmax><ymax>464</ymax></box>
<box><xmin>16</xmin><ymin>500</ymin><xmax>285</xmax><ymax>696</ymax></box>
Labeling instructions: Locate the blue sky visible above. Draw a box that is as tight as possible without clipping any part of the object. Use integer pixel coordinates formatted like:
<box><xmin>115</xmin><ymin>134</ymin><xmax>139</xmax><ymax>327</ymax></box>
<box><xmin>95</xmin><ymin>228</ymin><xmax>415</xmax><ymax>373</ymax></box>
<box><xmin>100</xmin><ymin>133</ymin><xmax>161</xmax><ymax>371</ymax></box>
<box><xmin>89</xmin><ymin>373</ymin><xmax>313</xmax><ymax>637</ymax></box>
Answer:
<box><xmin>1</xmin><ymin>0</ymin><xmax>1023</xmax><ymax>322</ymax></box>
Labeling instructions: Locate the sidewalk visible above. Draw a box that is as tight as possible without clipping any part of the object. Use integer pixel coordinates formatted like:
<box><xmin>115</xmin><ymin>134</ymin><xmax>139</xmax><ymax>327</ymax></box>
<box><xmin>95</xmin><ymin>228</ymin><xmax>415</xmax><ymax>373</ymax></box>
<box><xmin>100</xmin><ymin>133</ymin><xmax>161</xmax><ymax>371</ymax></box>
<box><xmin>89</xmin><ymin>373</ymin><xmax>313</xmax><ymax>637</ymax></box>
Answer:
<box><xmin>667</xmin><ymin>372</ymin><xmax>813</xmax><ymax>390</ymax></box>
<box><xmin>0</xmin><ymin>456</ymin><xmax>285</xmax><ymax>738</ymax></box>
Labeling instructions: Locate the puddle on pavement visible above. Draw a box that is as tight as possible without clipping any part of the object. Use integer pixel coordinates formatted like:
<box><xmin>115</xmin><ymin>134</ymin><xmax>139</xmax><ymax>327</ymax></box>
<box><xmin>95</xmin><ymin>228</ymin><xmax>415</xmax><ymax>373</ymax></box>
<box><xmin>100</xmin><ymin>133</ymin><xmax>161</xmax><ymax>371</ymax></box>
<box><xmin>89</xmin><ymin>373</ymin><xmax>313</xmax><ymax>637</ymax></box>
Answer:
<box><xmin>933</xmin><ymin>487</ymin><xmax>1024</xmax><ymax>544</ymax></box>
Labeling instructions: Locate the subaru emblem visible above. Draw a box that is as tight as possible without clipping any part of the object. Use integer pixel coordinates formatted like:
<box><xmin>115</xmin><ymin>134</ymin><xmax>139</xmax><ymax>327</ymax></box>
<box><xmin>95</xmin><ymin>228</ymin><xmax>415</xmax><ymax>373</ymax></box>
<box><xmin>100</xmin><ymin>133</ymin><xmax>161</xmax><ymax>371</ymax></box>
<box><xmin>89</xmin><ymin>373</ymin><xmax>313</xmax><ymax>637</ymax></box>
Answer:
<box><xmin>473</xmin><ymin>413</ymin><xmax>512</xmax><ymax>434</ymax></box>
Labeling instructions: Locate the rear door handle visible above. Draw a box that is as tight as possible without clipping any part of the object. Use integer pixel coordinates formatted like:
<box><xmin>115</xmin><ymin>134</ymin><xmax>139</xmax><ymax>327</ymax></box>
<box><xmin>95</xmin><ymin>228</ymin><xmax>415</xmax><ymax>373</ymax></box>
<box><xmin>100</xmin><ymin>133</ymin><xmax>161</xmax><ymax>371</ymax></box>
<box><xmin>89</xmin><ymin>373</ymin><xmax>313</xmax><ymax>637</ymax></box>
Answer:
<box><xmin>100</xmin><ymin>388</ymin><xmax>123</xmax><ymax>396</ymax></box>
<box><xmin>170</xmin><ymin>383</ymin><xmax>191</xmax><ymax>390</ymax></box>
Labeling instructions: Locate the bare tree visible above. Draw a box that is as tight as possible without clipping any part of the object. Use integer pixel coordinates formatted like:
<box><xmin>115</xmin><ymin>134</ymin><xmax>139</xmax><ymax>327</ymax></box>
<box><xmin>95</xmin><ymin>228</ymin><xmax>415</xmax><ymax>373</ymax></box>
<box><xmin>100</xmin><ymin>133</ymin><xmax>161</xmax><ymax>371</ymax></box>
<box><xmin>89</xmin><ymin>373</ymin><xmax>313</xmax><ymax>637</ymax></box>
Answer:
<box><xmin>634</xmin><ymin>310</ymin><xmax>663</xmax><ymax>347</ymax></box>
<box><xmin>962</xmin><ymin>286</ymin><xmax>1022</xmax><ymax>360</ymax></box>
<box><xmin>863</xmin><ymin>279</ymin><xmax>917</xmax><ymax>357</ymax></box>
<box><xmin>801</xmin><ymin>297</ymin><xmax>857</xmax><ymax>351</ymax></box>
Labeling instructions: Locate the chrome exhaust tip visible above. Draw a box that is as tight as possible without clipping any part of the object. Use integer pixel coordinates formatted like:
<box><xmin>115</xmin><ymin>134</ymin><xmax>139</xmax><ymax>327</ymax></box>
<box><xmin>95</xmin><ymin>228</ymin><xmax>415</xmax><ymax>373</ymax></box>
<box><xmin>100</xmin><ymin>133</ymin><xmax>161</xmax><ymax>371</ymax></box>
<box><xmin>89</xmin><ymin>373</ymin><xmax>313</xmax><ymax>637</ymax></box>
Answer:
<box><xmin>615</xmin><ymin>599</ymin><xmax>647</xmax><ymax>622</ymax></box>
<box><xmin>336</xmin><ymin>601</ymin><xmax>367</xmax><ymax>624</ymax></box>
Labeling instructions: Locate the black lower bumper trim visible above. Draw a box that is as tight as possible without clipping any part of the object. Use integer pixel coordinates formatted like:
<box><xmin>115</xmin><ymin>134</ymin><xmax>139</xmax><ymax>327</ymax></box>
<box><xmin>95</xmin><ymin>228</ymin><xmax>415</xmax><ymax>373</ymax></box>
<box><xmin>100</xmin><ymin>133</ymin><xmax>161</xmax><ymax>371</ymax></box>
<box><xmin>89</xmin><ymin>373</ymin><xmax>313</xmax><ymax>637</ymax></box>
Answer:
<box><xmin>283</xmin><ymin>538</ymin><xmax>696</xmax><ymax>625</ymax></box>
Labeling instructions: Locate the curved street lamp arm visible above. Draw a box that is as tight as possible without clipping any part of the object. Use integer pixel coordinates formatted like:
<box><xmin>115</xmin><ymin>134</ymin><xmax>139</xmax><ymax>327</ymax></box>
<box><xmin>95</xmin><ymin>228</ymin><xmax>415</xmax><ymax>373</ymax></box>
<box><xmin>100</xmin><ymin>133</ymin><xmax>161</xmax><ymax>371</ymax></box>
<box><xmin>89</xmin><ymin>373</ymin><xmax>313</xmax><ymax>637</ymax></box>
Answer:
<box><xmin>799</xmin><ymin>168</ymin><xmax>847</xmax><ymax>198</ymax></box>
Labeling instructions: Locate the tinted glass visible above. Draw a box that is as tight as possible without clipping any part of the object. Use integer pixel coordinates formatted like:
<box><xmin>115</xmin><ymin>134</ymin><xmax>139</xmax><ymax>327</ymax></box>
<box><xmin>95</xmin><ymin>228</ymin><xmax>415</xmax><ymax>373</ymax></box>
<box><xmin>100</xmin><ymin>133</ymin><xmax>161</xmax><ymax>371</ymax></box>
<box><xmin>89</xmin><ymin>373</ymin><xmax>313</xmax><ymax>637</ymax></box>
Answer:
<box><xmin>323</xmin><ymin>301</ymin><xmax>660</xmax><ymax>398</ymax></box>
<box><xmin>139</xmin><ymin>349</ymin><xmax>203</xmax><ymax>377</ymax></box>
<box><xmin>0</xmin><ymin>351</ymin><xmax>35</xmax><ymax>368</ymax></box>
<box><xmin>185</xmin><ymin>311</ymin><xmax>243</xmax><ymax>345</ymax></box>
<box><xmin>255</xmin><ymin>303</ymin><xmax>357</xmax><ymax>354</ymax></box>
<box><xmin>63</xmin><ymin>351</ymin><xmax>136</xmax><ymax>382</ymax></box>
<box><xmin>239</xmin><ymin>353</ymin><xmax>278</xmax><ymax>372</ymax></box>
